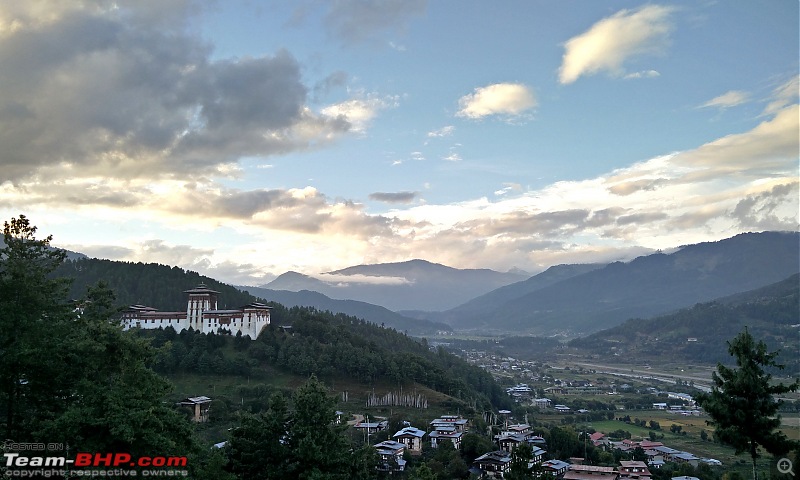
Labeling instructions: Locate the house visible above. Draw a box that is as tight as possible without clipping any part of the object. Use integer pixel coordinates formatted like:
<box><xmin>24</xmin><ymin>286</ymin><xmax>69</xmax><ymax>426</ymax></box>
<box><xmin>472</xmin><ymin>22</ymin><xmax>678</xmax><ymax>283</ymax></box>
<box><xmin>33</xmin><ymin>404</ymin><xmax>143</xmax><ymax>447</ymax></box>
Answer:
<box><xmin>429</xmin><ymin>426</ymin><xmax>463</xmax><ymax>449</ymax></box>
<box><xmin>120</xmin><ymin>284</ymin><xmax>270</xmax><ymax>339</ymax></box>
<box><xmin>354</xmin><ymin>420</ymin><xmax>388</xmax><ymax>434</ymax></box>
<box><xmin>673</xmin><ymin>452</ymin><xmax>699</xmax><ymax>467</ymax></box>
<box><xmin>638</xmin><ymin>441</ymin><xmax>663</xmax><ymax>450</ymax></box>
<box><xmin>554</xmin><ymin>404</ymin><xmax>571</xmax><ymax>414</ymax></box>
<box><xmin>473</xmin><ymin>451</ymin><xmax>511</xmax><ymax>478</ymax></box>
<box><xmin>564</xmin><ymin>464</ymin><xmax>619</xmax><ymax>480</ymax></box>
<box><xmin>374</xmin><ymin>440</ymin><xmax>406</xmax><ymax>473</ymax></box>
<box><xmin>590</xmin><ymin>432</ymin><xmax>608</xmax><ymax>448</ymax></box>
<box><xmin>652</xmin><ymin>446</ymin><xmax>681</xmax><ymax>462</ymax></box>
<box><xmin>652</xmin><ymin>403</ymin><xmax>668</xmax><ymax>410</ymax></box>
<box><xmin>507</xmin><ymin>384</ymin><xmax>533</xmax><ymax>395</ymax></box>
<box><xmin>429</xmin><ymin>415</ymin><xmax>468</xmax><ymax>448</ymax></box>
<box><xmin>430</xmin><ymin>415</ymin><xmax>469</xmax><ymax>432</ymax></box>
<box><xmin>496</xmin><ymin>433</ymin><xmax>528</xmax><ymax>453</ymax></box>
<box><xmin>528</xmin><ymin>435</ymin><xmax>547</xmax><ymax>448</ymax></box>
<box><xmin>541</xmin><ymin>459</ymin><xmax>570</xmax><ymax>476</ymax></box>
<box><xmin>393</xmin><ymin>426</ymin><xmax>425</xmax><ymax>455</ymax></box>
<box><xmin>179</xmin><ymin>396</ymin><xmax>211</xmax><ymax>422</ymax></box>
<box><xmin>619</xmin><ymin>461</ymin><xmax>652</xmax><ymax>480</ymax></box>
<box><xmin>507</xmin><ymin>423</ymin><xmax>531</xmax><ymax>435</ymax></box>
<box><xmin>534</xmin><ymin>398</ymin><xmax>552</xmax><ymax>409</ymax></box>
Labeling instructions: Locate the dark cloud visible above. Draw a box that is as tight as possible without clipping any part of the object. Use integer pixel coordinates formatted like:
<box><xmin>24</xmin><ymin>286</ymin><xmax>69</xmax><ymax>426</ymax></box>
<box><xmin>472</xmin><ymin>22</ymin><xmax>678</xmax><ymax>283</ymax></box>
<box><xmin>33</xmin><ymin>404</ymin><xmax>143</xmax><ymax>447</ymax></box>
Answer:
<box><xmin>312</xmin><ymin>71</ymin><xmax>349</xmax><ymax>101</ymax></box>
<box><xmin>323</xmin><ymin>0</ymin><xmax>427</xmax><ymax>45</ymax></box>
<box><xmin>464</xmin><ymin>209</ymin><xmax>591</xmax><ymax>237</ymax></box>
<box><xmin>0</xmin><ymin>3</ymin><xmax>349</xmax><ymax>183</ymax></box>
<box><xmin>369</xmin><ymin>191</ymin><xmax>418</xmax><ymax>204</ymax></box>
<box><xmin>730</xmin><ymin>182</ymin><xmax>799</xmax><ymax>231</ymax></box>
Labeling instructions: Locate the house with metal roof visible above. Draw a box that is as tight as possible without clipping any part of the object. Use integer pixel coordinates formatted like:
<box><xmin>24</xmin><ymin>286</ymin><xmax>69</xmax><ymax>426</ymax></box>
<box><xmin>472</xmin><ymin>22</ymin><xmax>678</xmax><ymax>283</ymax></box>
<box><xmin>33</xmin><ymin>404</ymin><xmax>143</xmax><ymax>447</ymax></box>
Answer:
<box><xmin>472</xmin><ymin>451</ymin><xmax>511</xmax><ymax>478</ymax></box>
<box><xmin>393</xmin><ymin>426</ymin><xmax>425</xmax><ymax>455</ymax></box>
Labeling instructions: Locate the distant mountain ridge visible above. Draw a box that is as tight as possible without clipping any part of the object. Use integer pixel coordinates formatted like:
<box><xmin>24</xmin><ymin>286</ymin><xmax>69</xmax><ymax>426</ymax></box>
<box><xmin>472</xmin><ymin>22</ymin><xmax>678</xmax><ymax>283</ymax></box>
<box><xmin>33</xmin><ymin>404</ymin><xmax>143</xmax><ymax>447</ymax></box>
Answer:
<box><xmin>236</xmin><ymin>286</ymin><xmax>452</xmax><ymax>335</ymax></box>
<box><xmin>443</xmin><ymin>231</ymin><xmax>799</xmax><ymax>335</ymax></box>
<box><xmin>401</xmin><ymin>263</ymin><xmax>605</xmax><ymax>322</ymax></box>
<box><xmin>263</xmin><ymin>259</ymin><xmax>528</xmax><ymax>312</ymax></box>
<box><xmin>569</xmin><ymin>273</ymin><xmax>800</xmax><ymax>369</ymax></box>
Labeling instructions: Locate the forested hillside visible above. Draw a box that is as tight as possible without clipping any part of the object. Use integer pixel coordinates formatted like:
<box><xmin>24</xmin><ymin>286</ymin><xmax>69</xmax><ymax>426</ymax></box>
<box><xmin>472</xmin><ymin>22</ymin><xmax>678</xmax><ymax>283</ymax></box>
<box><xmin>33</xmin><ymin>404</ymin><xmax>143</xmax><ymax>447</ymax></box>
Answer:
<box><xmin>142</xmin><ymin>304</ymin><xmax>511</xmax><ymax>411</ymax></box>
<box><xmin>54</xmin><ymin>257</ymin><xmax>256</xmax><ymax>310</ymax></box>
<box><xmin>568</xmin><ymin>273</ymin><xmax>800</xmax><ymax>370</ymax></box>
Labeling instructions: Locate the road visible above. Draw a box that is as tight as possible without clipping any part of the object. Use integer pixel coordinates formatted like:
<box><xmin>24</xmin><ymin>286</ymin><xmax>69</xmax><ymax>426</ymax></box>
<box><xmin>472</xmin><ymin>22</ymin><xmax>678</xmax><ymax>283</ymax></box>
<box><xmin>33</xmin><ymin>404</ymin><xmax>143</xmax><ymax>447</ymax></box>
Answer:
<box><xmin>570</xmin><ymin>362</ymin><xmax>714</xmax><ymax>391</ymax></box>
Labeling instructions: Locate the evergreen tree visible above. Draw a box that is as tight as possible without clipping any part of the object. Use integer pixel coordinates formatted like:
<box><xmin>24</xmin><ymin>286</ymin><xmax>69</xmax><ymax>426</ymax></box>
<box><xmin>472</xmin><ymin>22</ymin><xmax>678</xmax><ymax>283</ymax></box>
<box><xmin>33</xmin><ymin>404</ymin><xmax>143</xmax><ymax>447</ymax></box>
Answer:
<box><xmin>226</xmin><ymin>376</ymin><xmax>375</xmax><ymax>479</ymax></box>
<box><xmin>695</xmin><ymin>327</ymin><xmax>800</xmax><ymax>480</ymax></box>
<box><xmin>408</xmin><ymin>463</ymin><xmax>437</xmax><ymax>480</ymax></box>
<box><xmin>0</xmin><ymin>217</ymin><xmax>199</xmax><ymax>471</ymax></box>
<box><xmin>0</xmin><ymin>216</ymin><xmax>72</xmax><ymax>439</ymax></box>
<box><xmin>505</xmin><ymin>443</ymin><xmax>535</xmax><ymax>480</ymax></box>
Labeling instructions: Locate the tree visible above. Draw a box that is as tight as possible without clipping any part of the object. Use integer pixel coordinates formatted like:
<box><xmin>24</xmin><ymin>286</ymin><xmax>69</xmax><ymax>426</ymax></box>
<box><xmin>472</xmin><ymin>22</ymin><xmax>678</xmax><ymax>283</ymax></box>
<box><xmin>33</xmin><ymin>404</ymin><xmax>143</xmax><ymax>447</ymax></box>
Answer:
<box><xmin>226</xmin><ymin>376</ymin><xmax>375</xmax><ymax>479</ymax></box>
<box><xmin>0</xmin><ymin>218</ymin><xmax>199</xmax><ymax>466</ymax></box>
<box><xmin>695</xmin><ymin>327</ymin><xmax>800</xmax><ymax>480</ymax></box>
<box><xmin>505</xmin><ymin>443</ymin><xmax>535</xmax><ymax>480</ymax></box>
<box><xmin>227</xmin><ymin>394</ymin><xmax>291</xmax><ymax>479</ymax></box>
<box><xmin>408</xmin><ymin>463</ymin><xmax>437</xmax><ymax>480</ymax></box>
<box><xmin>0</xmin><ymin>216</ymin><xmax>72</xmax><ymax>439</ymax></box>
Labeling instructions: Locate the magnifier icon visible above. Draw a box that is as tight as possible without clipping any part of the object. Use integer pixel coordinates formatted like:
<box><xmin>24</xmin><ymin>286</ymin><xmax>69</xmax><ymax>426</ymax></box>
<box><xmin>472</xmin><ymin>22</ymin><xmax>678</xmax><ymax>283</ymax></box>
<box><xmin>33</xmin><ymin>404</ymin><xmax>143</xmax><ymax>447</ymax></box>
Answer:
<box><xmin>778</xmin><ymin>458</ymin><xmax>795</xmax><ymax>476</ymax></box>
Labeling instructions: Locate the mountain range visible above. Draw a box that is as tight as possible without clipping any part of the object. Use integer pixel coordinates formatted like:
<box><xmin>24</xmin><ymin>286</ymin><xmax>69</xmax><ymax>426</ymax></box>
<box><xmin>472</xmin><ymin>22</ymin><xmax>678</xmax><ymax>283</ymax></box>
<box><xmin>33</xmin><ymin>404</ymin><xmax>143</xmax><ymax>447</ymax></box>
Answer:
<box><xmin>52</xmin><ymin>231</ymin><xmax>799</xmax><ymax>338</ymax></box>
<box><xmin>260</xmin><ymin>259</ymin><xmax>529</xmax><ymax>311</ymax></box>
<box><xmin>429</xmin><ymin>231</ymin><xmax>799</xmax><ymax>335</ymax></box>
<box><xmin>256</xmin><ymin>231</ymin><xmax>799</xmax><ymax>337</ymax></box>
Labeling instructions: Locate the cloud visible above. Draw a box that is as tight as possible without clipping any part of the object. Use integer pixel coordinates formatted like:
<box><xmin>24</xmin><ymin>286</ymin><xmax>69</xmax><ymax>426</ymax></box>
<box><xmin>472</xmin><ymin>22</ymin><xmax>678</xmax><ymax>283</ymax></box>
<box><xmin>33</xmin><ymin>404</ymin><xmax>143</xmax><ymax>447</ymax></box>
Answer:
<box><xmin>559</xmin><ymin>5</ymin><xmax>674</xmax><ymax>84</ymax></box>
<box><xmin>0</xmin><ymin>2</ymin><xmax>354</xmax><ymax>184</ymax></box>
<box><xmin>427</xmin><ymin>125</ymin><xmax>455</xmax><ymax>137</ymax></box>
<box><xmin>369</xmin><ymin>191</ymin><xmax>418</xmax><ymax>204</ymax></box>
<box><xmin>700</xmin><ymin>90</ymin><xmax>749</xmax><ymax>109</ymax></box>
<box><xmin>321</xmin><ymin>92</ymin><xmax>399</xmax><ymax>133</ymax></box>
<box><xmin>763</xmin><ymin>76</ymin><xmax>799</xmax><ymax>116</ymax></box>
<box><xmin>494</xmin><ymin>183</ymin><xmax>523</xmax><ymax>196</ymax></box>
<box><xmin>730</xmin><ymin>182</ymin><xmax>799</xmax><ymax>231</ymax></box>
<box><xmin>456</xmin><ymin>83</ymin><xmax>536</xmax><ymax>119</ymax></box>
<box><xmin>673</xmin><ymin>104</ymin><xmax>799</xmax><ymax>173</ymax></box>
<box><xmin>321</xmin><ymin>0</ymin><xmax>427</xmax><ymax>46</ymax></box>
<box><xmin>315</xmin><ymin>273</ymin><xmax>412</xmax><ymax>286</ymax></box>
<box><xmin>624</xmin><ymin>70</ymin><xmax>660</xmax><ymax>80</ymax></box>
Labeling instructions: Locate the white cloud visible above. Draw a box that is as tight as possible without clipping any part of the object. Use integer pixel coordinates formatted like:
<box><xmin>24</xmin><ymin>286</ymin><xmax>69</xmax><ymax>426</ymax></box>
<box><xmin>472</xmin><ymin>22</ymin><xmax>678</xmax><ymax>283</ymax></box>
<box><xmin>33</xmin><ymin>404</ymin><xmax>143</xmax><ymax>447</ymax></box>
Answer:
<box><xmin>427</xmin><ymin>125</ymin><xmax>455</xmax><ymax>137</ymax></box>
<box><xmin>456</xmin><ymin>83</ymin><xmax>536</xmax><ymax>119</ymax></box>
<box><xmin>700</xmin><ymin>90</ymin><xmax>749</xmax><ymax>109</ymax></box>
<box><xmin>321</xmin><ymin>92</ymin><xmax>399</xmax><ymax>133</ymax></box>
<box><xmin>624</xmin><ymin>70</ymin><xmax>661</xmax><ymax>80</ymax></box>
<box><xmin>763</xmin><ymin>76</ymin><xmax>799</xmax><ymax>116</ymax></box>
<box><xmin>559</xmin><ymin>5</ymin><xmax>674</xmax><ymax>84</ymax></box>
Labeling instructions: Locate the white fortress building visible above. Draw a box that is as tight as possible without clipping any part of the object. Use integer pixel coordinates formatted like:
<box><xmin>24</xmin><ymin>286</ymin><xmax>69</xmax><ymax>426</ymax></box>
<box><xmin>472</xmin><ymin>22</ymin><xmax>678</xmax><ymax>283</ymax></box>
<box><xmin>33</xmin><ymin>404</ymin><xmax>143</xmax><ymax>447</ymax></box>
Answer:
<box><xmin>120</xmin><ymin>284</ymin><xmax>270</xmax><ymax>339</ymax></box>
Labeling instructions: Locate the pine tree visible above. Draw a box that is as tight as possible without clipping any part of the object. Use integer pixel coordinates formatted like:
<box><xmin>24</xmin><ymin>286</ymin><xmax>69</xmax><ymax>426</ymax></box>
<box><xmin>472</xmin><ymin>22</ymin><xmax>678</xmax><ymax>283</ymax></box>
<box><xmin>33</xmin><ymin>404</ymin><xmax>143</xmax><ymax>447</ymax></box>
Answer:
<box><xmin>0</xmin><ymin>217</ymin><xmax>199</xmax><ymax>470</ymax></box>
<box><xmin>0</xmin><ymin>215</ymin><xmax>72</xmax><ymax>439</ymax></box>
<box><xmin>695</xmin><ymin>327</ymin><xmax>799</xmax><ymax>480</ymax></box>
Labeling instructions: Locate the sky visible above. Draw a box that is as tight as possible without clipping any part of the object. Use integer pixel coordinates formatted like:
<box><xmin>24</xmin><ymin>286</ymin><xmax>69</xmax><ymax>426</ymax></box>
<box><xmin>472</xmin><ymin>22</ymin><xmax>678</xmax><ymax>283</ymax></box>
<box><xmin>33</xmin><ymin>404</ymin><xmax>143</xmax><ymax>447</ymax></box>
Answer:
<box><xmin>0</xmin><ymin>0</ymin><xmax>797</xmax><ymax>286</ymax></box>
